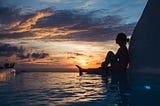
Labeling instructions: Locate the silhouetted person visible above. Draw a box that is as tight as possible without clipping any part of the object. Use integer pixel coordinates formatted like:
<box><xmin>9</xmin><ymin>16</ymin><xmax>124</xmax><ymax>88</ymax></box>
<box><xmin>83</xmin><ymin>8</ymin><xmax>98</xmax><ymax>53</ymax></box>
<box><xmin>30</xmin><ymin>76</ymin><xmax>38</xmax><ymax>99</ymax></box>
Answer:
<box><xmin>115</xmin><ymin>33</ymin><xmax>130</xmax><ymax>93</ymax></box>
<box><xmin>102</xmin><ymin>33</ymin><xmax>130</xmax><ymax>93</ymax></box>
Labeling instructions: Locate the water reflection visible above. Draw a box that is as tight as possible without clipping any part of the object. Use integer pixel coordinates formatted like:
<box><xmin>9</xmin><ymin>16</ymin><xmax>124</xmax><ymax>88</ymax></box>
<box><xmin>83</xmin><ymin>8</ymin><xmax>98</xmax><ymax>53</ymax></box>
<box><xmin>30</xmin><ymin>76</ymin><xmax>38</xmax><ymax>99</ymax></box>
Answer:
<box><xmin>0</xmin><ymin>72</ymin><xmax>130</xmax><ymax>106</ymax></box>
<box><xmin>0</xmin><ymin>72</ymin><xmax>16</xmax><ymax>81</ymax></box>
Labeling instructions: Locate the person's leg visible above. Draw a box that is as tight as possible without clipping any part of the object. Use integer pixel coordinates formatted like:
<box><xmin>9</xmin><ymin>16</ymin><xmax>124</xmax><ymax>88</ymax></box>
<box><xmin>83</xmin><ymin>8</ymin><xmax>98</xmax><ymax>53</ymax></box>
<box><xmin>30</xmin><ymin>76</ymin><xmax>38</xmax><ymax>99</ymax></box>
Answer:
<box><xmin>101</xmin><ymin>51</ymin><xmax>115</xmax><ymax>76</ymax></box>
<box><xmin>104</xmin><ymin>51</ymin><xmax>115</xmax><ymax>63</ymax></box>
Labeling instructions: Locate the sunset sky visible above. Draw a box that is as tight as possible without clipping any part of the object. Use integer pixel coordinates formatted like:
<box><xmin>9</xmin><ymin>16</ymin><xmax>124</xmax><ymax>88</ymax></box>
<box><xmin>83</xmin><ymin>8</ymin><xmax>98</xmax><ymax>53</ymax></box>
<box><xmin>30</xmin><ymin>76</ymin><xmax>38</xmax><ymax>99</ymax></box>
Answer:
<box><xmin>0</xmin><ymin>0</ymin><xmax>147</xmax><ymax>71</ymax></box>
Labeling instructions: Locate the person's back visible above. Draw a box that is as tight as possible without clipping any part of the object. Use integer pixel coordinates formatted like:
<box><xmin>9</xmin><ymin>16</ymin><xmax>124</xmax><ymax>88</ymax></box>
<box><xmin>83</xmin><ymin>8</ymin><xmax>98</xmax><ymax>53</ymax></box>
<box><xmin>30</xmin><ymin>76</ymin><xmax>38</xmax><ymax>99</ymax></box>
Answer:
<box><xmin>116</xmin><ymin>45</ymin><xmax>129</xmax><ymax>70</ymax></box>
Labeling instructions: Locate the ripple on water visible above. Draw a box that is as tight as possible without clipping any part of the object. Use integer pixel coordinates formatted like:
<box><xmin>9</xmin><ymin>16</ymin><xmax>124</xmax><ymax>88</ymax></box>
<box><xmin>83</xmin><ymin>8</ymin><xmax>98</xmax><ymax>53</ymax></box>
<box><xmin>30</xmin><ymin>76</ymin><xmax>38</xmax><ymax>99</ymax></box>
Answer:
<box><xmin>0</xmin><ymin>72</ymin><xmax>124</xmax><ymax>106</ymax></box>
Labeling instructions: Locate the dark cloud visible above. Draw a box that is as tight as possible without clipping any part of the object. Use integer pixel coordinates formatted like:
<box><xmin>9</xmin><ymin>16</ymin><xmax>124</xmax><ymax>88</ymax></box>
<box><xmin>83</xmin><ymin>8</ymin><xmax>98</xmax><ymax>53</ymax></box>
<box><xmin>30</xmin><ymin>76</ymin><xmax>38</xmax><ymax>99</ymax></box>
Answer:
<box><xmin>0</xmin><ymin>43</ymin><xmax>49</xmax><ymax>59</ymax></box>
<box><xmin>0</xmin><ymin>43</ymin><xmax>25</xmax><ymax>57</ymax></box>
<box><xmin>67</xmin><ymin>52</ymin><xmax>93</xmax><ymax>60</ymax></box>
<box><xmin>33</xmin><ymin>10</ymin><xmax>79</xmax><ymax>28</ymax></box>
<box><xmin>67</xmin><ymin>56</ymin><xmax>76</xmax><ymax>59</ymax></box>
<box><xmin>34</xmin><ymin>10</ymin><xmax>123</xmax><ymax>30</ymax></box>
<box><xmin>0</xmin><ymin>32</ymin><xmax>33</xmax><ymax>39</ymax></box>
<box><xmin>35</xmin><ymin>9</ymin><xmax>135</xmax><ymax>41</ymax></box>
<box><xmin>0</xmin><ymin>7</ymin><xmax>53</xmax><ymax>39</ymax></box>
<box><xmin>17</xmin><ymin>53</ymin><xmax>30</xmax><ymax>59</ymax></box>
<box><xmin>0</xmin><ymin>7</ymin><xmax>51</xmax><ymax>25</ymax></box>
<box><xmin>73</xmin><ymin>53</ymin><xmax>86</xmax><ymax>56</ymax></box>
<box><xmin>0</xmin><ymin>6</ymin><xmax>135</xmax><ymax>41</ymax></box>
<box><xmin>31</xmin><ymin>53</ymin><xmax>49</xmax><ymax>59</ymax></box>
<box><xmin>67</xmin><ymin>54</ymin><xmax>94</xmax><ymax>60</ymax></box>
<box><xmin>17</xmin><ymin>52</ymin><xmax>49</xmax><ymax>60</ymax></box>
<box><xmin>67</xmin><ymin>52</ymin><xmax>87</xmax><ymax>56</ymax></box>
<box><xmin>50</xmin><ymin>23</ymin><xmax>136</xmax><ymax>42</ymax></box>
<box><xmin>0</xmin><ymin>7</ymin><xmax>21</xmax><ymax>25</ymax></box>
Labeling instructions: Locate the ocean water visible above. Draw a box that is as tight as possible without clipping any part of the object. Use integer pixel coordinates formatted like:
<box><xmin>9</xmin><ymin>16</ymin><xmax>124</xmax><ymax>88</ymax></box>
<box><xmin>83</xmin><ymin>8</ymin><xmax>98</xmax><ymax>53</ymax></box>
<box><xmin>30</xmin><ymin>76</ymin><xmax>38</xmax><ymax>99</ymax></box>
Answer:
<box><xmin>0</xmin><ymin>72</ymin><xmax>129</xmax><ymax>106</ymax></box>
<box><xmin>130</xmin><ymin>70</ymin><xmax>160</xmax><ymax>106</ymax></box>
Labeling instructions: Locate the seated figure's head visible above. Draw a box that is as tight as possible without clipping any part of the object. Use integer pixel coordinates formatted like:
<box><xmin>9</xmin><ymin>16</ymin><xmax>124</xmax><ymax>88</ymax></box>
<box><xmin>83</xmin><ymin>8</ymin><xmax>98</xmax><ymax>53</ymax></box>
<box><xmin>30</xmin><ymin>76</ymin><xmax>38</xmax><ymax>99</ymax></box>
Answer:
<box><xmin>116</xmin><ymin>33</ymin><xmax>129</xmax><ymax>46</ymax></box>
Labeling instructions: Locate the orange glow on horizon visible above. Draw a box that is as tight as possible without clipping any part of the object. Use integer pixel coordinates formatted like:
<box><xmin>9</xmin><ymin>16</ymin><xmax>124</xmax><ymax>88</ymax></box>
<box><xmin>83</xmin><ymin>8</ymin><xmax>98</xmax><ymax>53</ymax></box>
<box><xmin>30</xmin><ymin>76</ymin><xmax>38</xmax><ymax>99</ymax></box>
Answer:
<box><xmin>1</xmin><ymin>40</ymin><xmax>118</xmax><ymax>70</ymax></box>
<box><xmin>78</xmin><ymin>59</ymin><xmax>88</xmax><ymax>67</ymax></box>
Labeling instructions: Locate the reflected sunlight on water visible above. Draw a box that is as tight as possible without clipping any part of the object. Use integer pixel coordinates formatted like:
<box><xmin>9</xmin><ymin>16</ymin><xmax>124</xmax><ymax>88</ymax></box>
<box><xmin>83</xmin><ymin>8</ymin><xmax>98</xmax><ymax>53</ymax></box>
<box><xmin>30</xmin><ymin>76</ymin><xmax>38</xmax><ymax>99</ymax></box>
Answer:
<box><xmin>0</xmin><ymin>72</ymin><xmax>16</xmax><ymax>81</ymax></box>
<box><xmin>0</xmin><ymin>72</ymin><xmax>125</xmax><ymax>106</ymax></box>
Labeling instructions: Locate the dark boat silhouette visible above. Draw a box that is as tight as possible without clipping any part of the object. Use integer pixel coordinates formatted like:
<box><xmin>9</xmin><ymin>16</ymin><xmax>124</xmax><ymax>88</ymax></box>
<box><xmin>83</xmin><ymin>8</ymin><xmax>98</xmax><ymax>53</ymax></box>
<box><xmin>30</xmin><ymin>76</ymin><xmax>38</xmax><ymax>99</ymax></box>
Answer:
<box><xmin>0</xmin><ymin>62</ymin><xmax>16</xmax><ymax>76</ymax></box>
<box><xmin>4</xmin><ymin>62</ymin><xmax>15</xmax><ymax>69</ymax></box>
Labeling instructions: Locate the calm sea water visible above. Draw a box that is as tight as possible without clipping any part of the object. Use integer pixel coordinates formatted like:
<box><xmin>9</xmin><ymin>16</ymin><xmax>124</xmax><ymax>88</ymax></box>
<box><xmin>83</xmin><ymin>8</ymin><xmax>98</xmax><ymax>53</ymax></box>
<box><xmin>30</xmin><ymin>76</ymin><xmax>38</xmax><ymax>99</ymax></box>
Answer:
<box><xmin>0</xmin><ymin>72</ymin><xmax>129</xmax><ymax>106</ymax></box>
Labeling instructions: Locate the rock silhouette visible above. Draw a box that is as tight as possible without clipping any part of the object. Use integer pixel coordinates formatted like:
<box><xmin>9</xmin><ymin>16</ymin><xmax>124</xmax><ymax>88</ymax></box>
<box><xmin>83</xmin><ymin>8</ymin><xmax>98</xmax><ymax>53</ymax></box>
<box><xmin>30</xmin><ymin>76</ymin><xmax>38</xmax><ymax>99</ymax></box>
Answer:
<box><xmin>130</xmin><ymin>0</ymin><xmax>160</xmax><ymax>69</ymax></box>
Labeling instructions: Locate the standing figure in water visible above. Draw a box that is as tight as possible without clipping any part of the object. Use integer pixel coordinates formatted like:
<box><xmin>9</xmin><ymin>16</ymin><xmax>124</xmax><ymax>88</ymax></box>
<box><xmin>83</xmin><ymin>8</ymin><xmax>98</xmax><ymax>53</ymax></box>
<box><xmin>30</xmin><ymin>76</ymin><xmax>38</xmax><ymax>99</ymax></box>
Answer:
<box><xmin>102</xmin><ymin>33</ymin><xmax>130</xmax><ymax>93</ymax></box>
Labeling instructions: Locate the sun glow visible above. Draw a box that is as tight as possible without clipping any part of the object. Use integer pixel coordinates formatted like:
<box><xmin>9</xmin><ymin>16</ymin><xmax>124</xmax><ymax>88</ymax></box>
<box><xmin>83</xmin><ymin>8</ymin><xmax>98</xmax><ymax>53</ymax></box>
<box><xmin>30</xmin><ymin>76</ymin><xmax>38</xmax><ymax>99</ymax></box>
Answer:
<box><xmin>78</xmin><ymin>60</ymin><xmax>88</xmax><ymax>67</ymax></box>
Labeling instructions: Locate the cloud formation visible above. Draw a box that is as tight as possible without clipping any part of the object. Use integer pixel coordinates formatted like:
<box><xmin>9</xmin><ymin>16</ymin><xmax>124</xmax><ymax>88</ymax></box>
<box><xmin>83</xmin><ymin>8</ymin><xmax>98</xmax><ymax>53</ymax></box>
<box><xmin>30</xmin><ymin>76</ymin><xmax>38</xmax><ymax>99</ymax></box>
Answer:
<box><xmin>17</xmin><ymin>8</ymin><xmax>53</xmax><ymax>32</ymax></box>
<box><xmin>0</xmin><ymin>43</ymin><xmax>25</xmax><ymax>57</ymax></box>
<box><xmin>50</xmin><ymin>23</ymin><xmax>135</xmax><ymax>42</ymax></box>
<box><xmin>0</xmin><ymin>7</ymin><xmax>135</xmax><ymax>41</ymax></box>
<box><xmin>0</xmin><ymin>7</ymin><xmax>53</xmax><ymax>38</ymax></box>
<box><xmin>0</xmin><ymin>43</ymin><xmax>49</xmax><ymax>60</ymax></box>
<box><xmin>31</xmin><ymin>53</ymin><xmax>49</xmax><ymax>59</ymax></box>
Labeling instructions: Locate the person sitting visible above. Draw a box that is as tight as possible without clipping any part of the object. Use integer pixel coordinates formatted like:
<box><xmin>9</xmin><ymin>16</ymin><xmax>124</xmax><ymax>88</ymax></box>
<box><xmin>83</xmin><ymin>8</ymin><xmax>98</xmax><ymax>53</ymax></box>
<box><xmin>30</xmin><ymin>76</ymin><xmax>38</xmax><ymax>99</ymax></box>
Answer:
<box><xmin>102</xmin><ymin>33</ymin><xmax>130</xmax><ymax>93</ymax></box>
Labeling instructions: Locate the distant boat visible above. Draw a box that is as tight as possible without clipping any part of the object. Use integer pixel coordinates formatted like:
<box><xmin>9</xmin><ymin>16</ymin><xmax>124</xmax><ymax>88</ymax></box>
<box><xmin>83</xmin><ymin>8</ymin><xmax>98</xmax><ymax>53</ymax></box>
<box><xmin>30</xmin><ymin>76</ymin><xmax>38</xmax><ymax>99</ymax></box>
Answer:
<box><xmin>4</xmin><ymin>62</ymin><xmax>15</xmax><ymax>69</ymax></box>
<box><xmin>0</xmin><ymin>62</ymin><xmax>15</xmax><ymax>69</ymax></box>
<box><xmin>0</xmin><ymin>68</ymin><xmax>16</xmax><ymax>81</ymax></box>
<box><xmin>76</xmin><ymin>65</ymin><xmax>110</xmax><ymax>76</ymax></box>
<box><xmin>0</xmin><ymin>62</ymin><xmax>16</xmax><ymax>75</ymax></box>
<box><xmin>0</xmin><ymin>68</ymin><xmax>16</xmax><ymax>75</ymax></box>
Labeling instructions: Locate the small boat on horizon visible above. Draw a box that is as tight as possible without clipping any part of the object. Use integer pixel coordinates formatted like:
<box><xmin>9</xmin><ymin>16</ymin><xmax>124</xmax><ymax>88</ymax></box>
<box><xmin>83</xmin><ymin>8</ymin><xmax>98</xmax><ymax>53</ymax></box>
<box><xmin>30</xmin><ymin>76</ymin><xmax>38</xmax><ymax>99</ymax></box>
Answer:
<box><xmin>0</xmin><ymin>68</ymin><xmax>16</xmax><ymax>81</ymax></box>
<box><xmin>0</xmin><ymin>62</ymin><xmax>15</xmax><ymax>69</ymax></box>
<box><xmin>0</xmin><ymin>62</ymin><xmax>16</xmax><ymax>77</ymax></box>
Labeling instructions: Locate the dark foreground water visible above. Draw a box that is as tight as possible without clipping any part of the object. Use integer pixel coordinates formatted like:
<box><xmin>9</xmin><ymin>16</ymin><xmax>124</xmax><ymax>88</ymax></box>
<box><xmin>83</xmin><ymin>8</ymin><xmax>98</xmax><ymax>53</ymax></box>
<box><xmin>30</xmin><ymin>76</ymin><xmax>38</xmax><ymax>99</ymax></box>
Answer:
<box><xmin>0</xmin><ymin>72</ymin><xmax>130</xmax><ymax>106</ymax></box>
